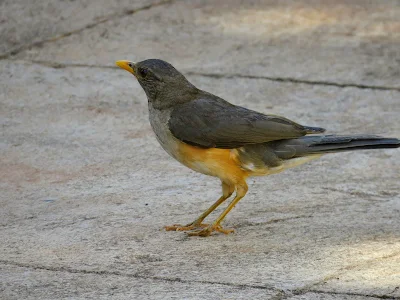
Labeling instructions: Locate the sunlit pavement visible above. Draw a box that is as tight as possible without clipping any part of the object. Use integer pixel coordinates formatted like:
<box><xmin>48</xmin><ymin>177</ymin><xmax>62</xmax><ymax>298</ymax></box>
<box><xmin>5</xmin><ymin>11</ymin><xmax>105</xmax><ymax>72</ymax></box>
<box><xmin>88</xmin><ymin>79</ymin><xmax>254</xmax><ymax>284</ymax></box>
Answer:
<box><xmin>1</xmin><ymin>1</ymin><xmax>399</xmax><ymax>299</ymax></box>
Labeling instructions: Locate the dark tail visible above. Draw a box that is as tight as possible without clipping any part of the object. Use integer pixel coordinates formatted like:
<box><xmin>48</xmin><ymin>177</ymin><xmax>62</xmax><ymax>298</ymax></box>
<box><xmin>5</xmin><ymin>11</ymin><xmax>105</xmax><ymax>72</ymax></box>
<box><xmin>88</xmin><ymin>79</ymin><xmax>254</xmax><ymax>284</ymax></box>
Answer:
<box><xmin>271</xmin><ymin>135</ymin><xmax>400</xmax><ymax>159</ymax></box>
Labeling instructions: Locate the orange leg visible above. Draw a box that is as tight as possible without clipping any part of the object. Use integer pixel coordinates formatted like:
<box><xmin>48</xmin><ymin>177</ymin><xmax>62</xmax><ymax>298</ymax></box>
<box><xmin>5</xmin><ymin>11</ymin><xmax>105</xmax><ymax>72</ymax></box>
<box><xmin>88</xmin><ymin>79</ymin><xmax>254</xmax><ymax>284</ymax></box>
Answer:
<box><xmin>188</xmin><ymin>181</ymin><xmax>248</xmax><ymax>237</ymax></box>
<box><xmin>165</xmin><ymin>181</ymin><xmax>234</xmax><ymax>232</ymax></box>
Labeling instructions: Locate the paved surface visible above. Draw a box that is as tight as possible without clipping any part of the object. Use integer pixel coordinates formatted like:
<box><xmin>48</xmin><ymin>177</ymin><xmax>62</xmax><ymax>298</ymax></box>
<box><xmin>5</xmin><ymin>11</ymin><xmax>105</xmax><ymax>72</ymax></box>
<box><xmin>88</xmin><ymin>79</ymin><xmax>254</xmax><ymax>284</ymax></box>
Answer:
<box><xmin>1</xmin><ymin>1</ymin><xmax>399</xmax><ymax>299</ymax></box>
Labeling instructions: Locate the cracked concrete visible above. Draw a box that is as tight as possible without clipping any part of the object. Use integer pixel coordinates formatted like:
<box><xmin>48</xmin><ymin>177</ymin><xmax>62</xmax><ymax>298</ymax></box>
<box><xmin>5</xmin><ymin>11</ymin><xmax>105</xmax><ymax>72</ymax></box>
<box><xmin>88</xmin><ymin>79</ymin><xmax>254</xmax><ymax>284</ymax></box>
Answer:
<box><xmin>9</xmin><ymin>59</ymin><xmax>400</xmax><ymax>91</ymax></box>
<box><xmin>12</xmin><ymin>0</ymin><xmax>400</xmax><ymax>88</ymax></box>
<box><xmin>185</xmin><ymin>72</ymin><xmax>400</xmax><ymax>92</ymax></box>
<box><xmin>1</xmin><ymin>1</ymin><xmax>400</xmax><ymax>300</ymax></box>
<box><xmin>0</xmin><ymin>263</ymin><xmax>278</xmax><ymax>300</ymax></box>
<box><xmin>0</xmin><ymin>0</ymin><xmax>171</xmax><ymax>58</ymax></box>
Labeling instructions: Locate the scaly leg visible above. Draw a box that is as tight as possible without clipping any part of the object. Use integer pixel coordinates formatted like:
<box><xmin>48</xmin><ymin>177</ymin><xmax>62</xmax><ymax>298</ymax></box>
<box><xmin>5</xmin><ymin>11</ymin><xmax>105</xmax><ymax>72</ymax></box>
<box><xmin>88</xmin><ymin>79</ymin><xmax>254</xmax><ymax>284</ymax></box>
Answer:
<box><xmin>188</xmin><ymin>181</ymin><xmax>248</xmax><ymax>237</ymax></box>
<box><xmin>165</xmin><ymin>181</ymin><xmax>234</xmax><ymax>232</ymax></box>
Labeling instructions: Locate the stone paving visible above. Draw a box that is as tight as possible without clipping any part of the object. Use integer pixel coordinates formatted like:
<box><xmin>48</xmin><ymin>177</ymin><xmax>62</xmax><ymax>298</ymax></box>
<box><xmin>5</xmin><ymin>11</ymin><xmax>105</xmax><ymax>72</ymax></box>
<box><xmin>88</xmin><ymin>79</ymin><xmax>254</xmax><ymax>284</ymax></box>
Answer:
<box><xmin>1</xmin><ymin>1</ymin><xmax>399</xmax><ymax>299</ymax></box>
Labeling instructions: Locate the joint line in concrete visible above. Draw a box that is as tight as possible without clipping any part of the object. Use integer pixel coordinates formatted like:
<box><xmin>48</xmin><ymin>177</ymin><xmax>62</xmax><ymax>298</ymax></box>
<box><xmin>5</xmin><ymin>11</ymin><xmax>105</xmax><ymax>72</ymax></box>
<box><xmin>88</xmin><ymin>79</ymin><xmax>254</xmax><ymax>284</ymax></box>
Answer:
<box><xmin>0</xmin><ymin>0</ymin><xmax>174</xmax><ymax>60</ymax></box>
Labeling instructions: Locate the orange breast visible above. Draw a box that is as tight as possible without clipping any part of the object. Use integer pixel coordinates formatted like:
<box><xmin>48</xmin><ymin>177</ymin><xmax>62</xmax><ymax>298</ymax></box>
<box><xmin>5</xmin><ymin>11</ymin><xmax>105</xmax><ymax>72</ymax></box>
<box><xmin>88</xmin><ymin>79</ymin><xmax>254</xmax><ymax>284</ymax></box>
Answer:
<box><xmin>177</xmin><ymin>142</ymin><xmax>248</xmax><ymax>184</ymax></box>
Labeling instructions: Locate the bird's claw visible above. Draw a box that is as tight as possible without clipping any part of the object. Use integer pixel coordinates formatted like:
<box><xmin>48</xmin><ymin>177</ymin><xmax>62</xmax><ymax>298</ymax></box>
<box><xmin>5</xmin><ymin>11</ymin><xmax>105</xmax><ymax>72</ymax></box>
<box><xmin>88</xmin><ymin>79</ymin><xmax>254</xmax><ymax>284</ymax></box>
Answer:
<box><xmin>187</xmin><ymin>224</ymin><xmax>235</xmax><ymax>237</ymax></box>
<box><xmin>164</xmin><ymin>222</ymin><xmax>209</xmax><ymax>232</ymax></box>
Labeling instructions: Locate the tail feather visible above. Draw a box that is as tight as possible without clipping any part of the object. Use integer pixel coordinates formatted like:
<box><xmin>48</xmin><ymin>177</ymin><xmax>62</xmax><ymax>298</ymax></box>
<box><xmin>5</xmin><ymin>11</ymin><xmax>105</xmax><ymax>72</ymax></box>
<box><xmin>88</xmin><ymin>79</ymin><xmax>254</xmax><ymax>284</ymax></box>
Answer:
<box><xmin>271</xmin><ymin>135</ymin><xmax>400</xmax><ymax>159</ymax></box>
<box><xmin>306</xmin><ymin>135</ymin><xmax>400</xmax><ymax>153</ymax></box>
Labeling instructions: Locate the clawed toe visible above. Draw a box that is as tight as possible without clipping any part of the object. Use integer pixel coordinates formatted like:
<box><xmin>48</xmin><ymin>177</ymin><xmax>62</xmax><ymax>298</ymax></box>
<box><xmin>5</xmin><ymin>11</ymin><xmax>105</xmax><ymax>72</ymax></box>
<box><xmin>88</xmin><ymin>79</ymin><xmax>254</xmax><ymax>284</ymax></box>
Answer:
<box><xmin>165</xmin><ymin>222</ymin><xmax>234</xmax><ymax>236</ymax></box>
<box><xmin>187</xmin><ymin>224</ymin><xmax>235</xmax><ymax>237</ymax></box>
<box><xmin>164</xmin><ymin>222</ymin><xmax>208</xmax><ymax>232</ymax></box>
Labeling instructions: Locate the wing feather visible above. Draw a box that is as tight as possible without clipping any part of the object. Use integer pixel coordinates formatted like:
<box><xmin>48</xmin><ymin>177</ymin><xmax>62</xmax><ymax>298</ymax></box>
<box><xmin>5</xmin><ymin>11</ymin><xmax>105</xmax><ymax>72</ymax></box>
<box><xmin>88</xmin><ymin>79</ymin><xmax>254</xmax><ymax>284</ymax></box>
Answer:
<box><xmin>168</xmin><ymin>97</ymin><xmax>323</xmax><ymax>149</ymax></box>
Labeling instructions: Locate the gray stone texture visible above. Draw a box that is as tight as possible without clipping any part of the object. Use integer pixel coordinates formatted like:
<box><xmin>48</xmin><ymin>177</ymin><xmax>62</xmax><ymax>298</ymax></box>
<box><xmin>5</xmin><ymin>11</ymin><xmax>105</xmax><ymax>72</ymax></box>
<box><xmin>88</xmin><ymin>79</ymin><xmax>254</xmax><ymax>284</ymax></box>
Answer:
<box><xmin>0</xmin><ymin>0</ymin><xmax>163</xmax><ymax>56</ymax></box>
<box><xmin>1</xmin><ymin>0</ymin><xmax>399</xmax><ymax>299</ymax></box>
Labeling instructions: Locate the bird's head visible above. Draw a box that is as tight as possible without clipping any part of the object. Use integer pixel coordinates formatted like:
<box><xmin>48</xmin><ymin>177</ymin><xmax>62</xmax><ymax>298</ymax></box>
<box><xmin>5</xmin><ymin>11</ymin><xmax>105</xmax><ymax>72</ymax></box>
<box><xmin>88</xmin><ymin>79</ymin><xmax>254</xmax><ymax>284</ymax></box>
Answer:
<box><xmin>116</xmin><ymin>59</ymin><xmax>198</xmax><ymax>109</ymax></box>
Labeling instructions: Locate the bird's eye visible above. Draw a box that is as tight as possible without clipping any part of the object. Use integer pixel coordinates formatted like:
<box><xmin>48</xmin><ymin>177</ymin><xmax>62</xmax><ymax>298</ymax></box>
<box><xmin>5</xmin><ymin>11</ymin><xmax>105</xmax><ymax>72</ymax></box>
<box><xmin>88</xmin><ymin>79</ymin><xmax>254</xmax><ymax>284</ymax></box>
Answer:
<box><xmin>138</xmin><ymin>67</ymin><xmax>148</xmax><ymax>78</ymax></box>
<box><xmin>128</xmin><ymin>63</ymin><xmax>133</xmax><ymax>68</ymax></box>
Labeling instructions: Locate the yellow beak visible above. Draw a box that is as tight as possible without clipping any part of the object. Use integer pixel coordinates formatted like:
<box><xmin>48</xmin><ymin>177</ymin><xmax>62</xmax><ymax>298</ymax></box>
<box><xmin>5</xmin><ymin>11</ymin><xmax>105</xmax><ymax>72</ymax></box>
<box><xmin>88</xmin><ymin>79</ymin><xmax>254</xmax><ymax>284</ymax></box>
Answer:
<box><xmin>115</xmin><ymin>60</ymin><xmax>135</xmax><ymax>74</ymax></box>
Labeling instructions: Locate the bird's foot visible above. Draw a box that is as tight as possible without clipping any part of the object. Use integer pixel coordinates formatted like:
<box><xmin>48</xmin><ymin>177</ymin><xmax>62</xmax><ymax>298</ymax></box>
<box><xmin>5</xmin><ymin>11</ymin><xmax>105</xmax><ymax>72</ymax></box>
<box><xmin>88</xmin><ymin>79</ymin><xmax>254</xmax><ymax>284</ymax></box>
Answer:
<box><xmin>187</xmin><ymin>224</ymin><xmax>235</xmax><ymax>237</ymax></box>
<box><xmin>164</xmin><ymin>222</ymin><xmax>209</xmax><ymax>232</ymax></box>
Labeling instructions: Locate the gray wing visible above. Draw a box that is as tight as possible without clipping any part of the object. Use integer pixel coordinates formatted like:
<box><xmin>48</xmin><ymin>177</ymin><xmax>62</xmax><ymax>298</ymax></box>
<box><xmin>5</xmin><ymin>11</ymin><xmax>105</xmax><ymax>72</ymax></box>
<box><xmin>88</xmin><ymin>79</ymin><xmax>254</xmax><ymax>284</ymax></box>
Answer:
<box><xmin>168</xmin><ymin>97</ymin><xmax>325</xmax><ymax>149</ymax></box>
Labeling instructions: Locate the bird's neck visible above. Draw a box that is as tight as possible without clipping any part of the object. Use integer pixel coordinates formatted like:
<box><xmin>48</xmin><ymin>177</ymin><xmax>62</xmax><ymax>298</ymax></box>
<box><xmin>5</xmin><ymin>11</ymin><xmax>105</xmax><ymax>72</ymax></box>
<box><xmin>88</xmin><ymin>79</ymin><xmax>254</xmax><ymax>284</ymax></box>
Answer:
<box><xmin>150</xmin><ymin>81</ymin><xmax>200</xmax><ymax>110</ymax></box>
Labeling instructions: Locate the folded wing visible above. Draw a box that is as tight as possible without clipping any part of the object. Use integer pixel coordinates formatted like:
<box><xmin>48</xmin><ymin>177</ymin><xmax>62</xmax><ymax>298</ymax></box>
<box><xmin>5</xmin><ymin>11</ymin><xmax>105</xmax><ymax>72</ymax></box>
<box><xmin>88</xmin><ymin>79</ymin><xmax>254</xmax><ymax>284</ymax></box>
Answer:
<box><xmin>168</xmin><ymin>97</ymin><xmax>325</xmax><ymax>149</ymax></box>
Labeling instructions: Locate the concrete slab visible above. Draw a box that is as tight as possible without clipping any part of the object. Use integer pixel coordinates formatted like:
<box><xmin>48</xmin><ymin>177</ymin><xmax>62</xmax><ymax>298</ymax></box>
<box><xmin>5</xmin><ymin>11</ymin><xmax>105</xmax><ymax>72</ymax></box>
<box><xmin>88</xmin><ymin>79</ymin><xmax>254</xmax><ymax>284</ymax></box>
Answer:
<box><xmin>0</xmin><ymin>0</ymin><xmax>164</xmax><ymax>56</ymax></box>
<box><xmin>0</xmin><ymin>264</ymin><xmax>278</xmax><ymax>300</ymax></box>
<box><xmin>313</xmin><ymin>253</ymin><xmax>400</xmax><ymax>298</ymax></box>
<box><xmin>1</xmin><ymin>60</ymin><xmax>399</xmax><ymax>299</ymax></box>
<box><xmin>288</xmin><ymin>293</ymin><xmax>384</xmax><ymax>300</ymax></box>
<box><xmin>14</xmin><ymin>0</ymin><xmax>400</xmax><ymax>87</ymax></box>
<box><xmin>2</xmin><ymin>1</ymin><xmax>400</xmax><ymax>298</ymax></box>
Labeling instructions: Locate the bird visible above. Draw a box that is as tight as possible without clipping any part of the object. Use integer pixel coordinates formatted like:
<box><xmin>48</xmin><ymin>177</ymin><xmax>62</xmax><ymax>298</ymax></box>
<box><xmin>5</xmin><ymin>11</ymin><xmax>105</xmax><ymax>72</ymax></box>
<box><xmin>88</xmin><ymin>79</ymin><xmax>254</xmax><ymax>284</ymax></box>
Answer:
<box><xmin>116</xmin><ymin>58</ymin><xmax>399</xmax><ymax>237</ymax></box>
